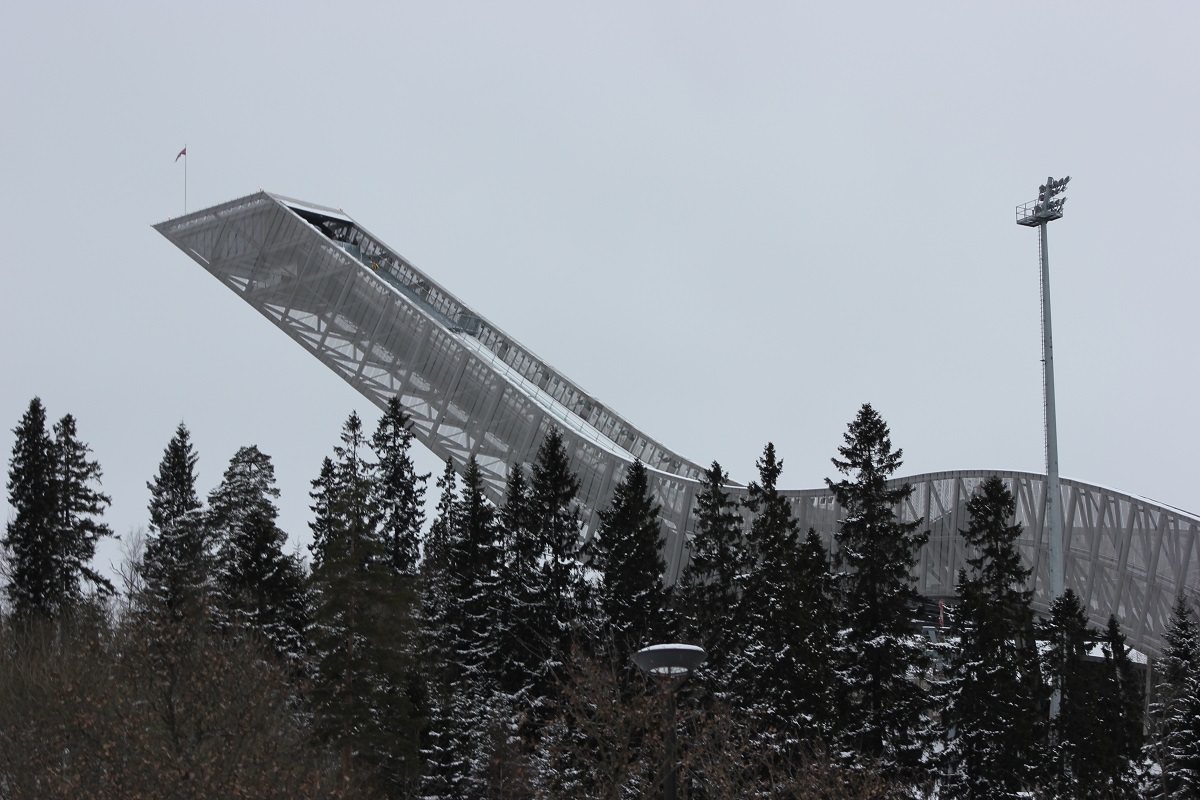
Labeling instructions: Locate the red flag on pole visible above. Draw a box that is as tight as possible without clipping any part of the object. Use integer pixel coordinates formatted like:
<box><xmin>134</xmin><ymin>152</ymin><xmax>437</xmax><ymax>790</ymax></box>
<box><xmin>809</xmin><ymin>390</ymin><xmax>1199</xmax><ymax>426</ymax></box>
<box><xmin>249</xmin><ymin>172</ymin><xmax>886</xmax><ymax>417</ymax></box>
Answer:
<box><xmin>175</xmin><ymin>146</ymin><xmax>187</xmax><ymax>162</ymax></box>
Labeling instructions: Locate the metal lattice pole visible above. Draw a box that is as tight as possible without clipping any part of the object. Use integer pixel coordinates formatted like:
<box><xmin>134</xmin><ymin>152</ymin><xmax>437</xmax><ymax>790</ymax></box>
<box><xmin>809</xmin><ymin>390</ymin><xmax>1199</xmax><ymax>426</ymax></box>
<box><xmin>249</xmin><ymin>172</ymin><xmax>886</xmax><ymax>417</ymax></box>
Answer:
<box><xmin>1039</xmin><ymin>220</ymin><xmax>1063</xmax><ymax>603</ymax></box>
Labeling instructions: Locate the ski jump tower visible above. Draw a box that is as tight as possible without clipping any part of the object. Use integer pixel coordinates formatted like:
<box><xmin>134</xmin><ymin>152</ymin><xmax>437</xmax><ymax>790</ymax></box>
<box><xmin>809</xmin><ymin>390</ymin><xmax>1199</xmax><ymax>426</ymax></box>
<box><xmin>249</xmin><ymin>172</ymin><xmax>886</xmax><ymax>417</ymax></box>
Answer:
<box><xmin>156</xmin><ymin>191</ymin><xmax>1199</xmax><ymax>658</ymax></box>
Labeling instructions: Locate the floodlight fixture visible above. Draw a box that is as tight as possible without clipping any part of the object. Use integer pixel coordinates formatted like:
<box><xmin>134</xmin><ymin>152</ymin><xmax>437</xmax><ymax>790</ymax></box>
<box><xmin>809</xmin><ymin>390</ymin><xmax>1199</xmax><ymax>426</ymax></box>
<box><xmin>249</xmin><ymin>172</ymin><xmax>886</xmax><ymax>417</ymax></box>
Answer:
<box><xmin>1018</xmin><ymin>175</ymin><xmax>1070</xmax><ymax>226</ymax></box>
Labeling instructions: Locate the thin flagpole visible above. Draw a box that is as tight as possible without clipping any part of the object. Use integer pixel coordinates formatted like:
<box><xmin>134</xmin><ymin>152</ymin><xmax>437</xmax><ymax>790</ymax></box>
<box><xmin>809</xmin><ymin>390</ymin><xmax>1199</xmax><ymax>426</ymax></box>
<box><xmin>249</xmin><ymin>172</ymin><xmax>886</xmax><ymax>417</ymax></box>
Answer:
<box><xmin>176</xmin><ymin>145</ymin><xmax>188</xmax><ymax>214</ymax></box>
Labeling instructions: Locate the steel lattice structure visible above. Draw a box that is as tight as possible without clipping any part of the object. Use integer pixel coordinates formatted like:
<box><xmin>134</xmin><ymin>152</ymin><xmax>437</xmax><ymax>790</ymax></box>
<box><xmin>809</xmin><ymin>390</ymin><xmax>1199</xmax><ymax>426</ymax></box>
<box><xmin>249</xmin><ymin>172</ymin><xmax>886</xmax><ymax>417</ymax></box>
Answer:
<box><xmin>155</xmin><ymin>192</ymin><xmax>1199</xmax><ymax>658</ymax></box>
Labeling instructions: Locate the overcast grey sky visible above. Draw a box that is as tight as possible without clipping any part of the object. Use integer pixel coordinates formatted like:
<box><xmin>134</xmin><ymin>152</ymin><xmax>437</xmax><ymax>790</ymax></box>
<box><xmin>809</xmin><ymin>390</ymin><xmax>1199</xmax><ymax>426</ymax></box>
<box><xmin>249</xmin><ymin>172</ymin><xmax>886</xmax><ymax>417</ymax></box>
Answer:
<box><xmin>2</xmin><ymin>3</ymin><xmax>1197</xmax><ymax>577</ymax></box>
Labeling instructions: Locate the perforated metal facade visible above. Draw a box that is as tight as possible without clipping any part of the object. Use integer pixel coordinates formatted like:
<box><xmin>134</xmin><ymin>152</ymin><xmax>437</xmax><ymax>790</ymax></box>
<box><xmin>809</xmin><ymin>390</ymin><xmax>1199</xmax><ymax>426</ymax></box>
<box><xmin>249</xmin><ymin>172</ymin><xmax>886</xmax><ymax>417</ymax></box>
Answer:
<box><xmin>155</xmin><ymin>192</ymin><xmax>1199</xmax><ymax>658</ymax></box>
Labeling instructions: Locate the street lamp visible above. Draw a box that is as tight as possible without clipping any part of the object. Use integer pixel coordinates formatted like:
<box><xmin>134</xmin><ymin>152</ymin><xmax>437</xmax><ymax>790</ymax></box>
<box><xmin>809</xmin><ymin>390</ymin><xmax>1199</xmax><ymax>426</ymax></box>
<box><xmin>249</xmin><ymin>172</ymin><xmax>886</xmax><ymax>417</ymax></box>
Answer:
<box><xmin>633</xmin><ymin>644</ymin><xmax>706</xmax><ymax>800</ymax></box>
<box><xmin>1016</xmin><ymin>176</ymin><xmax>1070</xmax><ymax>608</ymax></box>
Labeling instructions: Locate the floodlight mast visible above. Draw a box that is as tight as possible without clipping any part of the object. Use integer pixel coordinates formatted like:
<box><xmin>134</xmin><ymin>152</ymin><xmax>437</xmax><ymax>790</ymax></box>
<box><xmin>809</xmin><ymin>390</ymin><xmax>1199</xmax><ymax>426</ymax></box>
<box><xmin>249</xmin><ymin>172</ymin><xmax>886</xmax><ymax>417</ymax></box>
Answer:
<box><xmin>1016</xmin><ymin>176</ymin><xmax>1070</xmax><ymax>608</ymax></box>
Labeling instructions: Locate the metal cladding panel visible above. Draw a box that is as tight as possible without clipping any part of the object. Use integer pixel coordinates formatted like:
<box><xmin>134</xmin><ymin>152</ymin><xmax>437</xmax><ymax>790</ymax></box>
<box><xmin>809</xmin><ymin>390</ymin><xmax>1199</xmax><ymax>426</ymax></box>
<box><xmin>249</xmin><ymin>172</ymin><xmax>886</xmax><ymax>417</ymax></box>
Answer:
<box><xmin>156</xmin><ymin>194</ymin><xmax>1200</xmax><ymax>659</ymax></box>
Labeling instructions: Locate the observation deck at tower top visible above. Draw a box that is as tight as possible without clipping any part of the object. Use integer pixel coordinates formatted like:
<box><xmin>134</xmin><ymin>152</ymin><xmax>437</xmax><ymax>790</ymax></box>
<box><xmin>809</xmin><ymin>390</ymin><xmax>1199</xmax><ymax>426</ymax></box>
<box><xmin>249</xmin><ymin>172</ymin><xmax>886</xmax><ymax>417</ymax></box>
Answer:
<box><xmin>155</xmin><ymin>191</ymin><xmax>1200</xmax><ymax>659</ymax></box>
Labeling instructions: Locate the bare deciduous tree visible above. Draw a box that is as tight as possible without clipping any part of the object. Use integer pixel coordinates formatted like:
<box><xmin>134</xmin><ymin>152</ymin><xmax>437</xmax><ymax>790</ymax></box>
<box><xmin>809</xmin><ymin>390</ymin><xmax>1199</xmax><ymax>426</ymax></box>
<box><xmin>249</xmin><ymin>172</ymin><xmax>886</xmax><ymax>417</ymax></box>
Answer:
<box><xmin>0</xmin><ymin>614</ymin><xmax>350</xmax><ymax>800</ymax></box>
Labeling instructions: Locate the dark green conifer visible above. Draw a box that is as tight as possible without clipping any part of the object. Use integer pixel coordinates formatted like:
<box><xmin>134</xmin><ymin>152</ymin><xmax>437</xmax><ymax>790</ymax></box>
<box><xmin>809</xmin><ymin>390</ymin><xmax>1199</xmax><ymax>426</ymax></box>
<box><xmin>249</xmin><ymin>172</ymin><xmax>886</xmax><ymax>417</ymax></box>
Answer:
<box><xmin>587</xmin><ymin>460</ymin><xmax>668</xmax><ymax>663</ymax></box>
<box><xmin>452</xmin><ymin>457</ymin><xmax>505</xmax><ymax>685</ymax></box>
<box><xmin>489</xmin><ymin>429</ymin><xmax>587</xmax><ymax>729</ymax></box>
<box><xmin>140</xmin><ymin>422</ymin><xmax>210</xmax><ymax>620</ymax></box>
<box><xmin>420</xmin><ymin>459</ymin><xmax>459</xmax><ymax>609</ymax></box>
<box><xmin>207</xmin><ymin>445</ymin><xmax>307</xmax><ymax>663</ymax></box>
<box><xmin>1096</xmin><ymin>615</ymin><xmax>1144</xmax><ymax>798</ymax></box>
<box><xmin>728</xmin><ymin>443</ymin><xmax>838</xmax><ymax>750</ymax></box>
<box><xmin>307</xmin><ymin>411</ymin><xmax>420</xmax><ymax>793</ymax></box>
<box><xmin>420</xmin><ymin>457</ymin><xmax>507</xmax><ymax>799</ymax></box>
<box><xmin>941</xmin><ymin>476</ymin><xmax>1044</xmax><ymax>799</ymax></box>
<box><xmin>1149</xmin><ymin>594</ymin><xmax>1200</xmax><ymax>798</ymax></box>
<box><xmin>5</xmin><ymin>402</ymin><xmax>114</xmax><ymax>622</ymax></box>
<box><xmin>4</xmin><ymin>398</ymin><xmax>59</xmax><ymax>620</ymax></box>
<box><xmin>827</xmin><ymin>404</ymin><xmax>930</xmax><ymax>779</ymax></box>
<box><xmin>527</xmin><ymin>428</ymin><xmax>586</xmax><ymax>683</ymax></box>
<box><xmin>371</xmin><ymin>397</ymin><xmax>428</xmax><ymax>576</ymax></box>
<box><xmin>496</xmin><ymin>462</ymin><xmax>540</xmax><ymax>699</ymax></box>
<box><xmin>50</xmin><ymin>414</ymin><xmax>115</xmax><ymax>604</ymax></box>
<box><xmin>1041</xmin><ymin>588</ymin><xmax>1107</xmax><ymax>798</ymax></box>
<box><xmin>419</xmin><ymin>459</ymin><xmax>465</xmax><ymax>800</ymax></box>
<box><xmin>675</xmin><ymin>460</ymin><xmax>743</xmax><ymax>676</ymax></box>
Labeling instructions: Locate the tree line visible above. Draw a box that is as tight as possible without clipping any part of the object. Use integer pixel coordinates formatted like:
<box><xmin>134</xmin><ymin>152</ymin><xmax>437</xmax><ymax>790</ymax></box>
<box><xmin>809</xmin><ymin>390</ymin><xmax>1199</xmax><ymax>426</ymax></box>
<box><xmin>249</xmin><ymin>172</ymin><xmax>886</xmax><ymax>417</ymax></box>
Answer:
<box><xmin>2</xmin><ymin>396</ymin><xmax>1199</xmax><ymax>798</ymax></box>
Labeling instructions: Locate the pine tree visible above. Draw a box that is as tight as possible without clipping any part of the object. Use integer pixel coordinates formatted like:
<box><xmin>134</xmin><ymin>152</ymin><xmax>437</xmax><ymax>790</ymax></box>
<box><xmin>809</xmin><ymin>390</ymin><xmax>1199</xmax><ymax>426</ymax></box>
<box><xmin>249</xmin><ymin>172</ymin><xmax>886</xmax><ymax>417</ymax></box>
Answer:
<box><xmin>371</xmin><ymin>396</ymin><xmax>427</xmax><ymax>577</ymax></box>
<box><xmin>4</xmin><ymin>398</ymin><xmax>59</xmax><ymax>620</ymax></box>
<box><xmin>140</xmin><ymin>422</ymin><xmax>210</xmax><ymax>620</ymax></box>
<box><xmin>1149</xmin><ymin>594</ymin><xmax>1200</xmax><ymax>798</ymax></box>
<box><xmin>307</xmin><ymin>411</ymin><xmax>420</xmax><ymax>793</ymax></box>
<box><xmin>207</xmin><ymin>445</ymin><xmax>307</xmax><ymax>663</ymax></box>
<box><xmin>827</xmin><ymin>404</ymin><xmax>930</xmax><ymax>779</ymax></box>
<box><xmin>674</xmin><ymin>460</ymin><xmax>743</xmax><ymax>677</ymax></box>
<box><xmin>727</xmin><ymin>443</ymin><xmax>838</xmax><ymax>751</ymax></box>
<box><xmin>587</xmin><ymin>460</ymin><xmax>668</xmax><ymax>663</ymax></box>
<box><xmin>941</xmin><ymin>476</ymin><xmax>1044</xmax><ymax>799</ymax></box>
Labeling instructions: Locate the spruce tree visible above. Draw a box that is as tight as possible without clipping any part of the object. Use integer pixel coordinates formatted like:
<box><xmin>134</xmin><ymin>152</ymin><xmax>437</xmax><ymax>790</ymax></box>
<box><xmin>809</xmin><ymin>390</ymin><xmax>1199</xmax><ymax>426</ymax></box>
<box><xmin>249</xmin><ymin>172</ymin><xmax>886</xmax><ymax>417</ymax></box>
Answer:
<box><xmin>140</xmin><ymin>422</ymin><xmax>210</xmax><ymax>620</ymax></box>
<box><xmin>50</xmin><ymin>414</ymin><xmax>115</xmax><ymax>604</ymax></box>
<box><xmin>587</xmin><ymin>460</ymin><xmax>668</xmax><ymax>663</ymax></box>
<box><xmin>1041</xmin><ymin>588</ymin><xmax>1107</xmax><ymax>798</ymax></box>
<box><xmin>727</xmin><ymin>443</ymin><xmax>838</xmax><ymax>751</ymax></box>
<box><xmin>4</xmin><ymin>402</ymin><xmax>115</xmax><ymax>622</ymax></box>
<box><xmin>1096</xmin><ymin>615</ymin><xmax>1144</xmax><ymax>798</ymax></box>
<box><xmin>419</xmin><ymin>459</ymin><xmax>467</xmax><ymax>800</ymax></box>
<box><xmin>420</xmin><ymin>457</ymin><xmax>507</xmax><ymax>799</ymax></box>
<box><xmin>488</xmin><ymin>430</ymin><xmax>587</xmax><ymax>737</ymax></box>
<box><xmin>675</xmin><ymin>460</ymin><xmax>743</xmax><ymax>677</ymax></box>
<box><xmin>420</xmin><ymin>459</ymin><xmax>459</xmax><ymax>616</ymax></box>
<box><xmin>1161</xmin><ymin>670</ymin><xmax>1200</xmax><ymax>799</ymax></box>
<box><xmin>479</xmin><ymin>465</ymin><xmax>533</xmax><ymax>800</ymax></box>
<box><xmin>307</xmin><ymin>456</ymin><xmax>337</xmax><ymax>566</ymax></box>
<box><xmin>4</xmin><ymin>398</ymin><xmax>59</xmax><ymax>620</ymax></box>
<box><xmin>1150</xmin><ymin>594</ymin><xmax>1200</xmax><ymax>798</ymax></box>
<box><xmin>451</xmin><ymin>457</ymin><xmax>505</xmax><ymax>689</ymax></box>
<box><xmin>526</xmin><ymin>428</ymin><xmax>587</xmax><ymax>690</ymax></box>
<box><xmin>207</xmin><ymin>445</ymin><xmax>307</xmax><ymax>663</ymax></box>
<box><xmin>307</xmin><ymin>411</ymin><xmax>420</xmax><ymax>793</ymax></box>
<box><xmin>371</xmin><ymin>397</ymin><xmax>427</xmax><ymax>577</ymax></box>
<box><xmin>827</xmin><ymin>403</ymin><xmax>930</xmax><ymax>779</ymax></box>
<box><xmin>496</xmin><ymin>462</ymin><xmax>541</xmax><ymax>700</ymax></box>
<box><xmin>941</xmin><ymin>476</ymin><xmax>1044</xmax><ymax>799</ymax></box>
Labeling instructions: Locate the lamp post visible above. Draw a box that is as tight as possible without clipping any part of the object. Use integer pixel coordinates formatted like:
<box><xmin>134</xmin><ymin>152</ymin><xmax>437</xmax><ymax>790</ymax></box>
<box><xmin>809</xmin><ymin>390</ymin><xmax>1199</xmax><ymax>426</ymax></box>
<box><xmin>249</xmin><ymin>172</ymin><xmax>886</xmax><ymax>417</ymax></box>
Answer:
<box><xmin>1016</xmin><ymin>175</ymin><xmax>1070</xmax><ymax>718</ymax></box>
<box><xmin>633</xmin><ymin>644</ymin><xmax>706</xmax><ymax>800</ymax></box>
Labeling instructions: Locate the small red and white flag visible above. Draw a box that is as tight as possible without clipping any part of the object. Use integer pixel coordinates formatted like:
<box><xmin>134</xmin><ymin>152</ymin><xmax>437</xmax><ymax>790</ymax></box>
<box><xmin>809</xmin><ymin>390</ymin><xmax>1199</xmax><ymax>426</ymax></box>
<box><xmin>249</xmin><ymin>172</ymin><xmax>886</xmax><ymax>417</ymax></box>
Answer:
<box><xmin>175</xmin><ymin>146</ymin><xmax>187</xmax><ymax>162</ymax></box>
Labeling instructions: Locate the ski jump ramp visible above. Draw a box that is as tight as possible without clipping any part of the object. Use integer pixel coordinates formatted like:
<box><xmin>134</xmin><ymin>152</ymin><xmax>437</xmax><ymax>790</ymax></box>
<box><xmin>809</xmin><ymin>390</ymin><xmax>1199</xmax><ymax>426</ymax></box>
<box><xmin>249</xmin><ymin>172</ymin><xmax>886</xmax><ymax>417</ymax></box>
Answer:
<box><xmin>156</xmin><ymin>192</ymin><xmax>1199</xmax><ymax>658</ymax></box>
